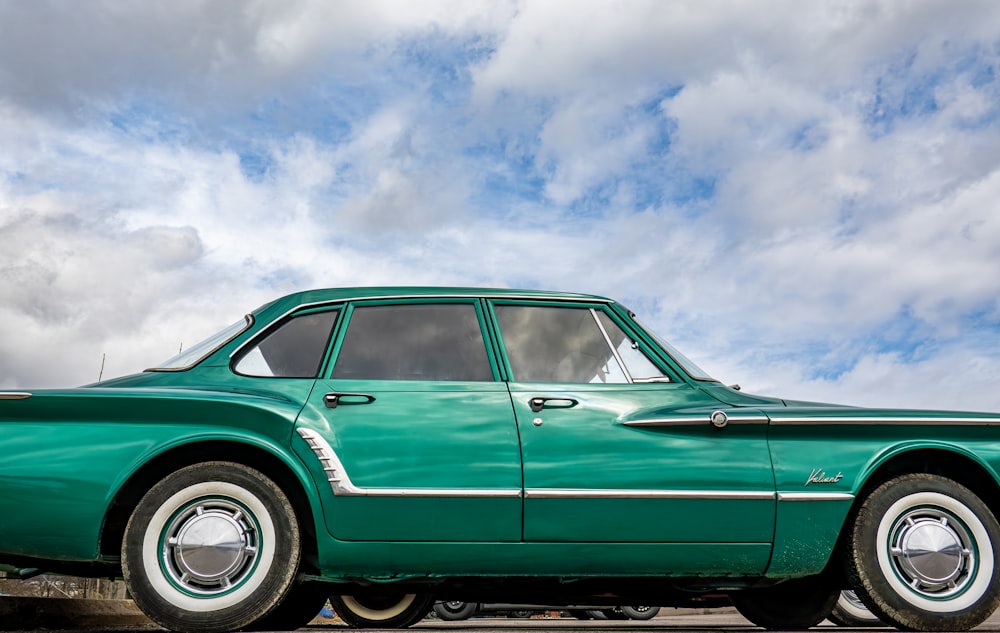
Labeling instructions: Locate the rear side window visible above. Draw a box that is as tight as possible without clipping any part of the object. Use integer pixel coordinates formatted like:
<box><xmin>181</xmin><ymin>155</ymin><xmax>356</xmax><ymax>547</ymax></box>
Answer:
<box><xmin>234</xmin><ymin>311</ymin><xmax>339</xmax><ymax>378</ymax></box>
<box><xmin>332</xmin><ymin>304</ymin><xmax>493</xmax><ymax>381</ymax></box>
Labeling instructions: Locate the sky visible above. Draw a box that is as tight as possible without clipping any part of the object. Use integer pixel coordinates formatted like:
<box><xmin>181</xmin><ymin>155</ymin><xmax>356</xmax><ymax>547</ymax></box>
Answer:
<box><xmin>1</xmin><ymin>0</ymin><xmax>1000</xmax><ymax>411</ymax></box>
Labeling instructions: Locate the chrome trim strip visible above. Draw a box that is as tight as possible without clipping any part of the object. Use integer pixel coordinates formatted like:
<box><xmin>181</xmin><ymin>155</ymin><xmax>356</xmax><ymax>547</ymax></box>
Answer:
<box><xmin>525</xmin><ymin>489</ymin><xmax>775</xmax><ymax>500</ymax></box>
<box><xmin>778</xmin><ymin>492</ymin><xmax>856</xmax><ymax>502</ymax></box>
<box><xmin>295</xmin><ymin>428</ymin><xmax>521</xmax><ymax>498</ymax></box>
<box><xmin>770</xmin><ymin>416</ymin><xmax>1000</xmax><ymax>426</ymax></box>
<box><xmin>623</xmin><ymin>414</ymin><xmax>769</xmax><ymax>427</ymax></box>
<box><xmin>334</xmin><ymin>488</ymin><xmax>523</xmax><ymax>498</ymax></box>
<box><xmin>0</xmin><ymin>392</ymin><xmax>32</xmax><ymax>400</ymax></box>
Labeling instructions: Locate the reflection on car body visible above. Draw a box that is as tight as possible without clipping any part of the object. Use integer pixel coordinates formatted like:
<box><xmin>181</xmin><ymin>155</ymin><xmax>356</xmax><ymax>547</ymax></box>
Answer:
<box><xmin>2</xmin><ymin>287</ymin><xmax>1000</xmax><ymax>632</ymax></box>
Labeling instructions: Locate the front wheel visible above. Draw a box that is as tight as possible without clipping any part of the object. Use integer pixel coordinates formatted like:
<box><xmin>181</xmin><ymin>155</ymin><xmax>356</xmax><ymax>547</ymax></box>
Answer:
<box><xmin>247</xmin><ymin>581</ymin><xmax>329</xmax><ymax>630</ymax></box>
<box><xmin>731</xmin><ymin>575</ymin><xmax>839</xmax><ymax>629</ymax></box>
<box><xmin>330</xmin><ymin>592</ymin><xmax>434</xmax><ymax>628</ymax></box>
<box><xmin>846</xmin><ymin>473</ymin><xmax>1000</xmax><ymax>631</ymax></box>
<box><xmin>121</xmin><ymin>462</ymin><xmax>301</xmax><ymax>633</ymax></box>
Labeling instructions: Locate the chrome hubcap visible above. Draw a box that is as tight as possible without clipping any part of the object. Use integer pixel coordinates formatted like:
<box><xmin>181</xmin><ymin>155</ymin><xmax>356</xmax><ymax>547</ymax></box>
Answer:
<box><xmin>890</xmin><ymin>509</ymin><xmax>973</xmax><ymax>597</ymax></box>
<box><xmin>163</xmin><ymin>500</ymin><xmax>259</xmax><ymax>595</ymax></box>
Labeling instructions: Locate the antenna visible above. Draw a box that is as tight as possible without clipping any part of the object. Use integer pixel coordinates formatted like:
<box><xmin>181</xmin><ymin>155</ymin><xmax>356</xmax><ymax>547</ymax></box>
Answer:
<box><xmin>98</xmin><ymin>353</ymin><xmax>106</xmax><ymax>382</ymax></box>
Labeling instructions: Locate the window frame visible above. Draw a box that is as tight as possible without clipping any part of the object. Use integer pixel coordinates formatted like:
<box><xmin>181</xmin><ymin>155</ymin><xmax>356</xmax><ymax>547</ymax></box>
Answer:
<box><xmin>486</xmin><ymin>300</ymin><xmax>675</xmax><ymax>385</ymax></box>
<box><xmin>230</xmin><ymin>306</ymin><xmax>341</xmax><ymax>379</ymax></box>
<box><xmin>323</xmin><ymin>298</ymin><xmax>502</xmax><ymax>383</ymax></box>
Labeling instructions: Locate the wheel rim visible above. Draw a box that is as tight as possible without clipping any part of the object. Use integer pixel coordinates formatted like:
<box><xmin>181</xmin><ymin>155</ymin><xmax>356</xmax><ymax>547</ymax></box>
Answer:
<box><xmin>838</xmin><ymin>590</ymin><xmax>879</xmax><ymax>622</ymax></box>
<box><xmin>888</xmin><ymin>507</ymin><xmax>973</xmax><ymax>598</ymax></box>
<box><xmin>161</xmin><ymin>497</ymin><xmax>261</xmax><ymax>596</ymax></box>
<box><xmin>140</xmin><ymin>481</ymin><xmax>278</xmax><ymax>611</ymax></box>
<box><xmin>841</xmin><ymin>590</ymin><xmax>865</xmax><ymax>609</ymax></box>
<box><xmin>876</xmin><ymin>491</ymin><xmax>994</xmax><ymax>611</ymax></box>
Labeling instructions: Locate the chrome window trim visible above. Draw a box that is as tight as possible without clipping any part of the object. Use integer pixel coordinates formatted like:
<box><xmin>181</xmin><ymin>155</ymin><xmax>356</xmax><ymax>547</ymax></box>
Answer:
<box><xmin>590</xmin><ymin>308</ymin><xmax>633</xmax><ymax>383</ymax></box>
<box><xmin>524</xmin><ymin>489</ymin><xmax>775</xmax><ymax>500</ymax></box>
<box><xmin>149</xmin><ymin>314</ymin><xmax>254</xmax><ymax>372</ymax></box>
<box><xmin>232</xmin><ymin>293</ymin><xmax>610</xmax><ymax>362</ymax></box>
<box><xmin>777</xmin><ymin>492</ymin><xmax>856</xmax><ymax>502</ymax></box>
<box><xmin>296</xmin><ymin>428</ymin><xmax>521</xmax><ymax>498</ymax></box>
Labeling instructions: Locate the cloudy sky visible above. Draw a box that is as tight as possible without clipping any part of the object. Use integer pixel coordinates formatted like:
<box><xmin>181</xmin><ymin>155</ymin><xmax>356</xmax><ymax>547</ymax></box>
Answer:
<box><xmin>2</xmin><ymin>1</ymin><xmax>999</xmax><ymax>411</ymax></box>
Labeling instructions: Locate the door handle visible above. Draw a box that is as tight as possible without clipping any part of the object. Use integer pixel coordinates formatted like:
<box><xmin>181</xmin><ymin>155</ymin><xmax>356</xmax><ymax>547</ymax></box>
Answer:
<box><xmin>324</xmin><ymin>392</ymin><xmax>376</xmax><ymax>408</ymax></box>
<box><xmin>529</xmin><ymin>397</ymin><xmax>578</xmax><ymax>413</ymax></box>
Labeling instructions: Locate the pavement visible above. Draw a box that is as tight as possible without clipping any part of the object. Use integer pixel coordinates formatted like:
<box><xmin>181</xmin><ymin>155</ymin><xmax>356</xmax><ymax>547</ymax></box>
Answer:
<box><xmin>0</xmin><ymin>596</ymin><xmax>153</xmax><ymax>630</ymax></box>
<box><xmin>0</xmin><ymin>597</ymin><xmax>734</xmax><ymax>631</ymax></box>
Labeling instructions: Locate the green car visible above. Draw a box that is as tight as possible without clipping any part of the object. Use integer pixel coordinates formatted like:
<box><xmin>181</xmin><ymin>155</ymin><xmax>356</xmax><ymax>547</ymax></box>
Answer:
<box><xmin>2</xmin><ymin>287</ymin><xmax>999</xmax><ymax>632</ymax></box>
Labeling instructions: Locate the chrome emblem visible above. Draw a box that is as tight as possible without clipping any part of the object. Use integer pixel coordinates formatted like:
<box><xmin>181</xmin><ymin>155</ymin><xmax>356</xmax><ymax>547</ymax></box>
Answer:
<box><xmin>710</xmin><ymin>411</ymin><xmax>729</xmax><ymax>428</ymax></box>
<box><xmin>806</xmin><ymin>468</ymin><xmax>843</xmax><ymax>485</ymax></box>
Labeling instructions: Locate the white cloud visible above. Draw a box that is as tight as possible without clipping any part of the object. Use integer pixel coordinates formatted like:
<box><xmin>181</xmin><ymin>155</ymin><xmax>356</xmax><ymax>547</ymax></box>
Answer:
<box><xmin>2</xmin><ymin>1</ymin><xmax>1000</xmax><ymax>414</ymax></box>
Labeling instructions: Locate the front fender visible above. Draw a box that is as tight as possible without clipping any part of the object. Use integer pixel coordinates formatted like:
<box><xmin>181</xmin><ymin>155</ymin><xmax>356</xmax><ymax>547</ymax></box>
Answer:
<box><xmin>767</xmin><ymin>419</ymin><xmax>1000</xmax><ymax>577</ymax></box>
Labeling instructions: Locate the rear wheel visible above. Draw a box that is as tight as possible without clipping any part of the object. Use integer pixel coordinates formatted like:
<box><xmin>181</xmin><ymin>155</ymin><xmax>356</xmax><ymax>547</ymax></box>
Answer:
<box><xmin>846</xmin><ymin>473</ymin><xmax>1000</xmax><ymax>631</ymax></box>
<box><xmin>330</xmin><ymin>592</ymin><xmax>434</xmax><ymax>628</ymax></box>
<box><xmin>121</xmin><ymin>462</ymin><xmax>301</xmax><ymax>633</ymax></box>
<box><xmin>731</xmin><ymin>576</ymin><xmax>839</xmax><ymax>629</ymax></box>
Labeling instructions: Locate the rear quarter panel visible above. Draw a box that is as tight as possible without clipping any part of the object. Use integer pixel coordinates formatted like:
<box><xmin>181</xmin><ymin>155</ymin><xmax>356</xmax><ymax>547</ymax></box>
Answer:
<box><xmin>0</xmin><ymin>388</ymin><xmax>310</xmax><ymax>562</ymax></box>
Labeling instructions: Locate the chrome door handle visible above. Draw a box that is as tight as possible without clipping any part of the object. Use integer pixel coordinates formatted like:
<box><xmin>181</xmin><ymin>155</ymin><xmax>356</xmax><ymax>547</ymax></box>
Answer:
<box><xmin>529</xmin><ymin>397</ymin><xmax>578</xmax><ymax>413</ymax></box>
<box><xmin>324</xmin><ymin>392</ymin><xmax>376</xmax><ymax>408</ymax></box>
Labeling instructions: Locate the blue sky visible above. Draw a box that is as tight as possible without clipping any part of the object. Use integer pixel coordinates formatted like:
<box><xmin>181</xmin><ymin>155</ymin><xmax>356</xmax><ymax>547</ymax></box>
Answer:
<box><xmin>2</xmin><ymin>0</ymin><xmax>1000</xmax><ymax>411</ymax></box>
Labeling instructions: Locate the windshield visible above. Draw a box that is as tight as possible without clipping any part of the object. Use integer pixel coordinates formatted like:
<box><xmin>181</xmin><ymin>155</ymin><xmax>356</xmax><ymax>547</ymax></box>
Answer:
<box><xmin>150</xmin><ymin>316</ymin><xmax>252</xmax><ymax>371</ymax></box>
<box><xmin>630</xmin><ymin>314</ymin><xmax>715</xmax><ymax>381</ymax></box>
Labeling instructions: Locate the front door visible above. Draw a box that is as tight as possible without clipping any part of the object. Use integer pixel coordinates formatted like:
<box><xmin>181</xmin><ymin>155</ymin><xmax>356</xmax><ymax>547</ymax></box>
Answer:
<box><xmin>490</xmin><ymin>301</ymin><xmax>775</xmax><ymax>574</ymax></box>
<box><xmin>298</xmin><ymin>299</ymin><xmax>523</xmax><ymax>542</ymax></box>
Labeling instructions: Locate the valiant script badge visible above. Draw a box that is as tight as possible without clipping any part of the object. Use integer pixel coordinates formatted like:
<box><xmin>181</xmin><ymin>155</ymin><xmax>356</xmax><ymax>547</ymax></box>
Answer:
<box><xmin>806</xmin><ymin>468</ymin><xmax>843</xmax><ymax>485</ymax></box>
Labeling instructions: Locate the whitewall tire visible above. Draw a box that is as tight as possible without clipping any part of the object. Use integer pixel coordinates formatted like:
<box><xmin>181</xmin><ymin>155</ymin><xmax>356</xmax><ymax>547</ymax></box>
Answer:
<box><xmin>122</xmin><ymin>462</ymin><xmax>301</xmax><ymax>633</ymax></box>
<box><xmin>847</xmin><ymin>473</ymin><xmax>1000</xmax><ymax>631</ymax></box>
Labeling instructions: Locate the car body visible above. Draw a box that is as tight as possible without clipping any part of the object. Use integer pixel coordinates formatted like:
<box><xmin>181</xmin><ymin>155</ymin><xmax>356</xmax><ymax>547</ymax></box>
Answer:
<box><xmin>2</xmin><ymin>286</ymin><xmax>1000</xmax><ymax>632</ymax></box>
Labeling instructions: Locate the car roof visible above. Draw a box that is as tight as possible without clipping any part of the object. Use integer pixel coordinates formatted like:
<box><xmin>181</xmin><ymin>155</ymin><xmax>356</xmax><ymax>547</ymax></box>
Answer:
<box><xmin>256</xmin><ymin>287</ymin><xmax>614</xmax><ymax>315</ymax></box>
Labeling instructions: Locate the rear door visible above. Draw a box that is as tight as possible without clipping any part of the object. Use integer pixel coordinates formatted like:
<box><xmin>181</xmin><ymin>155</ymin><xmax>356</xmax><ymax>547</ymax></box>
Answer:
<box><xmin>297</xmin><ymin>299</ymin><xmax>523</xmax><ymax>542</ymax></box>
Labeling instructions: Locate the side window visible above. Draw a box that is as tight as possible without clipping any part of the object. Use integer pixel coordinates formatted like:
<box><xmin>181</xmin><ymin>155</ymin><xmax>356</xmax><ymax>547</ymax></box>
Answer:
<box><xmin>332</xmin><ymin>304</ymin><xmax>493</xmax><ymax>381</ymax></box>
<box><xmin>595</xmin><ymin>312</ymin><xmax>670</xmax><ymax>382</ymax></box>
<box><xmin>494</xmin><ymin>306</ymin><xmax>628</xmax><ymax>383</ymax></box>
<box><xmin>234</xmin><ymin>310</ymin><xmax>339</xmax><ymax>378</ymax></box>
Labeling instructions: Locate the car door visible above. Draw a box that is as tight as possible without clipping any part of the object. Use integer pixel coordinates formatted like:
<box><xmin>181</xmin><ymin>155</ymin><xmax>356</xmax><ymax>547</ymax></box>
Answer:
<box><xmin>489</xmin><ymin>300</ymin><xmax>775</xmax><ymax>573</ymax></box>
<box><xmin>295</xmin><ymin>298</ymin><xmax>523</xmax><ymax>542</ymax></box>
